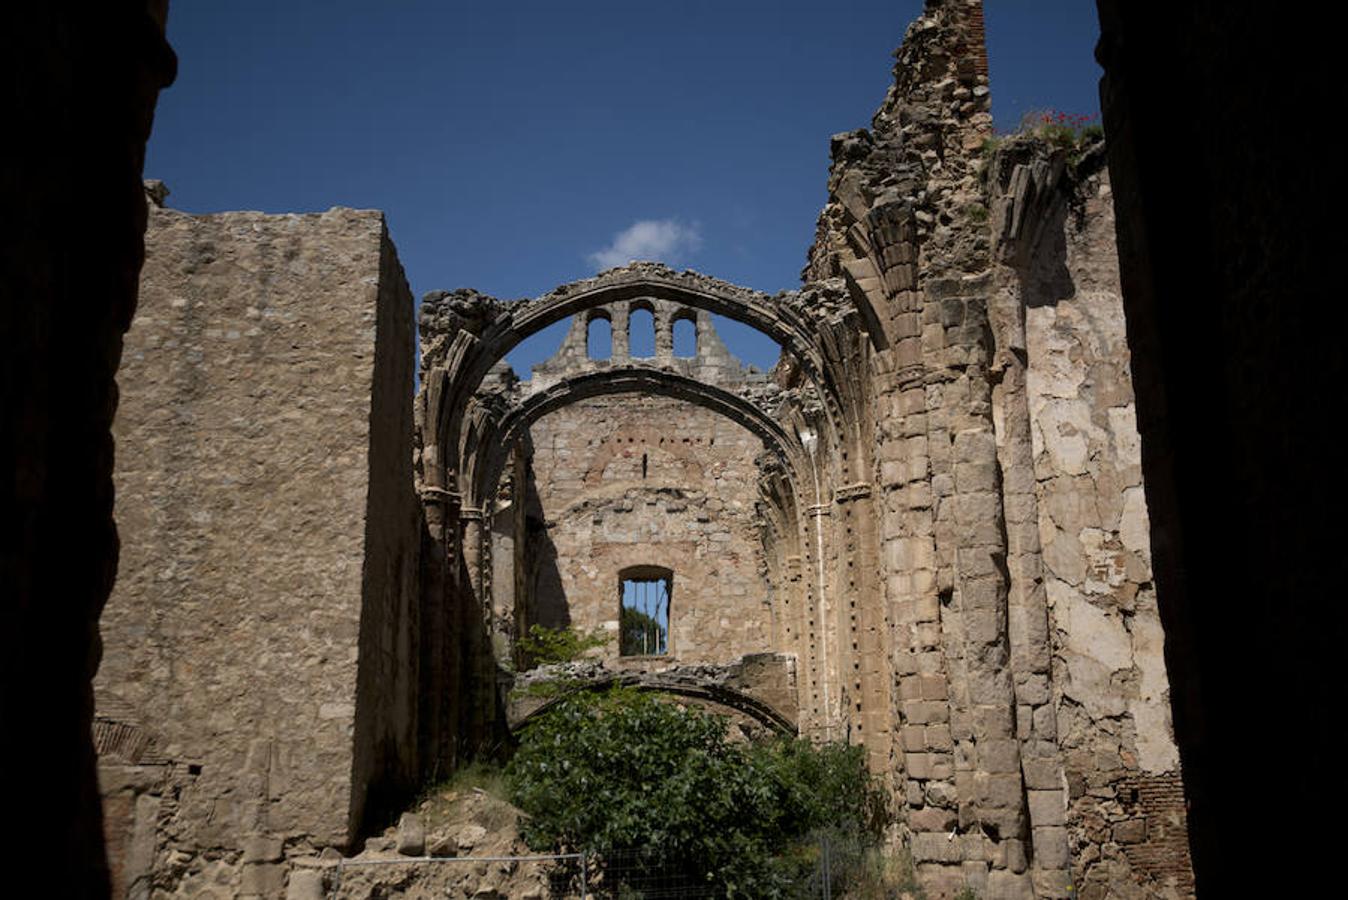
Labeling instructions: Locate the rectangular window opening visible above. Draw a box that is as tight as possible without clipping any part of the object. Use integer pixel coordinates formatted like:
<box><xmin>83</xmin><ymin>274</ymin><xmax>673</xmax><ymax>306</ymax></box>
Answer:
<box><xmin>620</xmin><ymin>572</ymin><xmax>670</xmax><ymax>656</ymax></box>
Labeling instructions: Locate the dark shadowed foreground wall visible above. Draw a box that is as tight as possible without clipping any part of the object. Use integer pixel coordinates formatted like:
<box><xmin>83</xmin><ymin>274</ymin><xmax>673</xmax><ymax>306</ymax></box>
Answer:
<box><xmin>0</xmin><ymin>3</ymin><xmax>174</xmax><ymax>897</ymax></box>
<box><xmin>1095</xmin><ymin>2</ymin><xmax>1340</xmax><ymax>895</ymax></box>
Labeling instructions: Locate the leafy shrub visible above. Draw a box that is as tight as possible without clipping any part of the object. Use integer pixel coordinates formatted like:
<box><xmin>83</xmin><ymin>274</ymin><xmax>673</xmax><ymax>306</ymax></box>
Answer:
<box><xmin>506</xmin><ymin>688</ymin><xmax>888</xmax><ymax>898</ymax></box>
<box><xmin>517</xmin><ymin>623</ymin><xmax>610</xmax><ymax>666</ymax></box>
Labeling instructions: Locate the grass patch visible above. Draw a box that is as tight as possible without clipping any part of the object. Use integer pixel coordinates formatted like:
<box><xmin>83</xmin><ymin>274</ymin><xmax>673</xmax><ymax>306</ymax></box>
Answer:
<box><xmin>415</xmin><ymin>761</ymin><xmax>508</xmax><ymax>830</ymax></box>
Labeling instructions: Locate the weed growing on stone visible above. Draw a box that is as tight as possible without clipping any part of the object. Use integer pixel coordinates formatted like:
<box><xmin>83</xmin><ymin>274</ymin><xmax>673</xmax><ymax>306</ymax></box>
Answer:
<box><xmin>1029</xmin><ymin>110</ymin><xmax>1100</xmax><ymax>147</ymax></box>
<box><xmin>516</xmin><ymin>623</ymin><xmax>611</xmax><ymax>666</ymax></box>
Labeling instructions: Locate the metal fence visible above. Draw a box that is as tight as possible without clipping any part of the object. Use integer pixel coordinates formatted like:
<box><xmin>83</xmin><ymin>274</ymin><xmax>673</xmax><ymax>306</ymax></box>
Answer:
<box><xmin>330</xmin><ymin>850</ymin><xmax>590</xmax><ymax>898</ymax></box>
<box><xmin>323</xmin><ymin>832</ymin><xmax>898</xmax><ymax>899</ymax></box>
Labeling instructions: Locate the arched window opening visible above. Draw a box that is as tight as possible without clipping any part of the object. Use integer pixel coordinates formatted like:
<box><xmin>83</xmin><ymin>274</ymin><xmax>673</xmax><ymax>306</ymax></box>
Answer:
<box><xmin>628</xmin><ymin>307</ymin><xmax>655</xmax><ymax>358</ymax></box>
<box><xmin>587</xmin><ymin>315</ymin><xmax>612</xmax><ymax>360</ymax></box>
<box><xmin>619</xmin><ymin>566</ymin><xmax>671</xmax><ymax>656</ymax></box>
<box><xmin>673</xmin><ymin>317</ymin><xmax>697</xmax><ymax>358</ymax></box>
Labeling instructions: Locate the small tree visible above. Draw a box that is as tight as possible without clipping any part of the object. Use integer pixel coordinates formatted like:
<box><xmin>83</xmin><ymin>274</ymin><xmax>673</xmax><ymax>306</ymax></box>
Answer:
<box><xmin>517</xmin><ymin>623</ymin><xmax>610</xmax><ymax>667</ymax></box>
<box><xmin>506</xmin><ymin>688</ymin><xmax>887</xmax><ymax>898</ymax></box>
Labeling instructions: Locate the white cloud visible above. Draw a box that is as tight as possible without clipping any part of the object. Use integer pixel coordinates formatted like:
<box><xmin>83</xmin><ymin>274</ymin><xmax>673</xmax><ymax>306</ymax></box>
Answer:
<box><xmin>588</xmin><ymin>219</ymin><xmax>702</xmax><ymax>270</ymax></box>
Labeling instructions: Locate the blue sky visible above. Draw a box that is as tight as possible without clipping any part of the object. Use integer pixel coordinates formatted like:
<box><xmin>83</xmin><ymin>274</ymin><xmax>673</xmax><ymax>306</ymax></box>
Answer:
<box><xmin>147</xmin><ymin>1</ymin><xmax>1103</xmax><ymax>375</ymax></box>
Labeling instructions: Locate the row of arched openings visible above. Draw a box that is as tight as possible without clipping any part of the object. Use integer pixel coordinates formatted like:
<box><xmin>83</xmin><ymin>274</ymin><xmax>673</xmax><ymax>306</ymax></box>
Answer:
<box><xmin>587</xmin><ymin>310</ymin><xmax>698</xmax><ymax>360</ymax></box>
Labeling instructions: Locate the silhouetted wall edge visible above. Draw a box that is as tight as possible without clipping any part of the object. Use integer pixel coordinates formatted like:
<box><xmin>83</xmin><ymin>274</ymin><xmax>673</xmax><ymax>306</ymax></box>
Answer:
<box><xmin>1</xmin><ymin>4</ymin><xmax>175</xmax><ymax>896</ymax></box>
<box><xmin>1095</xmin><ymin>1</ymin><xmax>1341</xmax><ymax>894</ymax></box>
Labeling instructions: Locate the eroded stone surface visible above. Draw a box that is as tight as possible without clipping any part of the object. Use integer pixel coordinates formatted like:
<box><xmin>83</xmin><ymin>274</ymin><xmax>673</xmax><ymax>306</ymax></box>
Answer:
<box><xmin>97</xmin><ymin>204</ymin><xmax>422</xmax><ymax>896</ymax></box>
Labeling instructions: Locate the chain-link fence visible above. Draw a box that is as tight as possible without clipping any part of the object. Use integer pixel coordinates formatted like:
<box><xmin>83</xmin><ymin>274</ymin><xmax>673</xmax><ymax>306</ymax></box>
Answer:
<box><xmin>323</xmin><ymin>831</ymin><xmax>911</xmax><ymax>899</ymax></box>
<box><xmin>330</xmin><ymin>851</ymin><xmax>590</xmax><ymax>898</ymax></box>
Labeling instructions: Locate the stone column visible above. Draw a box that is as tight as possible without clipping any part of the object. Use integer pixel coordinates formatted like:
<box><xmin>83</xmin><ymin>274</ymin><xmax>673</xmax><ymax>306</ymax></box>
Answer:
<box><xmin>610</xmin><ymin>303</ymin><xmax>629</xmax><ymax>363</ymax></box>
<box><xmin>654</xmin><ymin>303</ymin><xmax>674</xmax><ymax>363</ymax></box>
<box><xmin>460</xmin><ymin>507</ymin><xmax>486</xmax><ymax>612</ymax></box>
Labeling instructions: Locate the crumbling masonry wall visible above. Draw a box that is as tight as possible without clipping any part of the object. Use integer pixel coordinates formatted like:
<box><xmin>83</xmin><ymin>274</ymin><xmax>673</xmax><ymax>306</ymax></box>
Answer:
<box><xmin>803</xmin><ymin>1</ymin><xmax>1193</xmax><ymax>896</ymax></box>
<box><xmin>517</xmin><ymin>316</ymin><xmax>776</xmax><ymax>660</ymax></box>
<box><xmin>95</xmin><ymin>200</ymin><xmax>423</xmax><ymax>898</ymax></box>
<box><xmin>988</xmin><ymin>144</ymin><xmax>1191</xmax><ymax>898</ymax></box>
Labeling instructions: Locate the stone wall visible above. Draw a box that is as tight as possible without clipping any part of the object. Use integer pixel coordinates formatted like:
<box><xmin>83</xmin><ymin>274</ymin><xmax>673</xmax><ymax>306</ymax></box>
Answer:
<box><xmin>516</xmin><ymin>310</ymin><xmax>778</xmax><ymax>666</ymax></box>
<box><xmin>801</xmin><ymin>2</ymin><xmax>1193</xmax><ymax>895</ymax></box>
<box><xmin>988</xmin><ymin>142</ymin><xmax>1191</xmax><ymax>898</ymax></box>
<box><xmin>95</xmin><ymin>200</ymin><xmax>422</xmax><ymax>897</ymax></box>
<box><xmin>525</xmin><ymin>395</ymin><xmax>774</xmax><ymax>664</ymax></box>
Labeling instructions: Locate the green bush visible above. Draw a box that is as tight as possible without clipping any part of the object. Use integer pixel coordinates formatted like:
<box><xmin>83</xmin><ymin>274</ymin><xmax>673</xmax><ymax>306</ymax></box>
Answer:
<box><xmin>517</xmin><ymin>623</ymin><xmax>610</xmax><ymax>666</ymax></box>
<box><xmin>505</xmin><ymin>688</ymin><xmax>888</xmax><ymax>898</ymax></box>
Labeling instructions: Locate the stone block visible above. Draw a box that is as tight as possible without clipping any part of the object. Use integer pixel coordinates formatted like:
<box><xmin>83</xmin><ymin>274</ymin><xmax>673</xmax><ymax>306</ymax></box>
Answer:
<box><xmin>1032</xmin><ymin>704</ymin><xmax>1057</xmax><ymax>741</ymax></box>
<box><xmin>922</xmin><ymin>700</ymin><xmax>951</xmax><ymax>723</ymax></box>
<box><xmin>981</xmin><ymin>806</ymin><xmax>1027</xmax><ymax>838</ymax></box>
<box><xmin>364</xmin><ymin>834</ymin><xmax>395</xmax><ymax>854</ymax></box>
<box><xmin>915</xmin><ymin>623</ymin><xmax>942</xmax><ymax>650</ymax></box>
<box><xmin>976</xmin><ymin>773</ymin><xmax>1024</xmax><ymax>810</ymax></box>
<box><xmin>242</xmin><ymin>834</ymin><xmax>284</xmax><ymax>864</ymax></box>
<box><xmin>1022</xmin><ymin>757</ymin><xmax>1062</xmax><ymax>791</ymax></box>
<box><xmin>912</xmin><ymin>831</ymin><xmax>963</xmax><ymax>863</ymax></box>
<box><xmin>286</xmin><ymin>870</ymin><xmax>325</xmax><ymax>900</ymax></box>
<box><xmin>959</xmin><ymin>832</ymin><xmax>988</xmax><ymax>861</ymax></box>
<box><xmin>926</xmin><ymin>723</ymin><xmax>953</xmax><ymax>751</ymax></box>
<box><xmin>952</xmin><ymin>429</ymin><xmax>997</xmax><ymax>464</ymax></box>
<box><xmin>909</xmin><ymin>805</ymin><xmax>957</xmax><ymax>832</ymax></box>
<box><xmin>1032</xmin><ymin>826</ymin><xmax>1071</xmax><ymax>869</ymax></box>
<box><xmin>1112</xmin><ymin>817</ymin><xmax>1147</xmax><ymax>844</ymax></box>
<box><xmin>977</xmin><ymin>739</ymin><xmax>1020</xmax><ymax>774</ymax></box>
<box><xmin>905</xmin><ymin>722</ymin><xmax>927</xmax><ymax>754</ymax></box>
<box><xmin>986</xmin><ymin>868</ymin><xmax>1036</xmax><ymax>900</ymax></box>
<box><xmin>967</xmin><ymin>676</ymin><xmax>1014</xmax><ymax>708</ymax></box>
<box><xmin>920</xmin><ymin>674</ymin><xmax>949</xmax><ymax>700</ymax></box>
<box><xmin>972</xmin><ymin>705</ymin><xmax>1014</xmax><ymax>741</ymax></box>
<box><xmin>1015</xmin><ymin>673</ymin><xmax>1051</xmax><ymax>706</ymax></box>
<box><xmin>1027</xmin><ymin>789</ymin><xmax>1066</xmax><ymax>827</ymax></box>
<box><xmin>1002</xmin><ymin>837</ymin><xmax>1029</xmax><ymax>874</ymax></box>
<box><xmin>917</xmin><ymin>863</ymin><xmax>971</xmax><ymax>898</ymax></box>
<box><xmin>955</xmin><ymin>461</ymin><xmax>999</xmax><ymax>492</ymax></box>
<box><xmin>913</xmin><ymin>592</ymin><xmax>940</xmax><ymax>623</ymax></box>
<box><xmin>927</xmin><ymin>779</ymin><xmax>959</xmax><ymax>807</ymax></box>
<box><xmin>241</xmin><ymin>863</ymin><xmax>288</xmax><ymax>896</ymax></box>
<box><xmin>962</xmin><ymin>860</ymin><xmax>991</xmax><ymax>895</ymax></box>
<box><xmin>954</xmin><ymin>491</ymin><xmax>1000</xmax><ymax>525</ymax></box>
<box><xmin>397</xmin><ymin>812</ymin><xmax>425</xmax><ymax>856</ymax></box>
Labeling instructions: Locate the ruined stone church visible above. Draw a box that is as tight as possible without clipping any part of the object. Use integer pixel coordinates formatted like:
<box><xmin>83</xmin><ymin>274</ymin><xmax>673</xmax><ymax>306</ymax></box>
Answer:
<box><xmin>92</xmin><ymin>2</ymin><xmax>1196</xmax><ymax>897</ymax></box>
